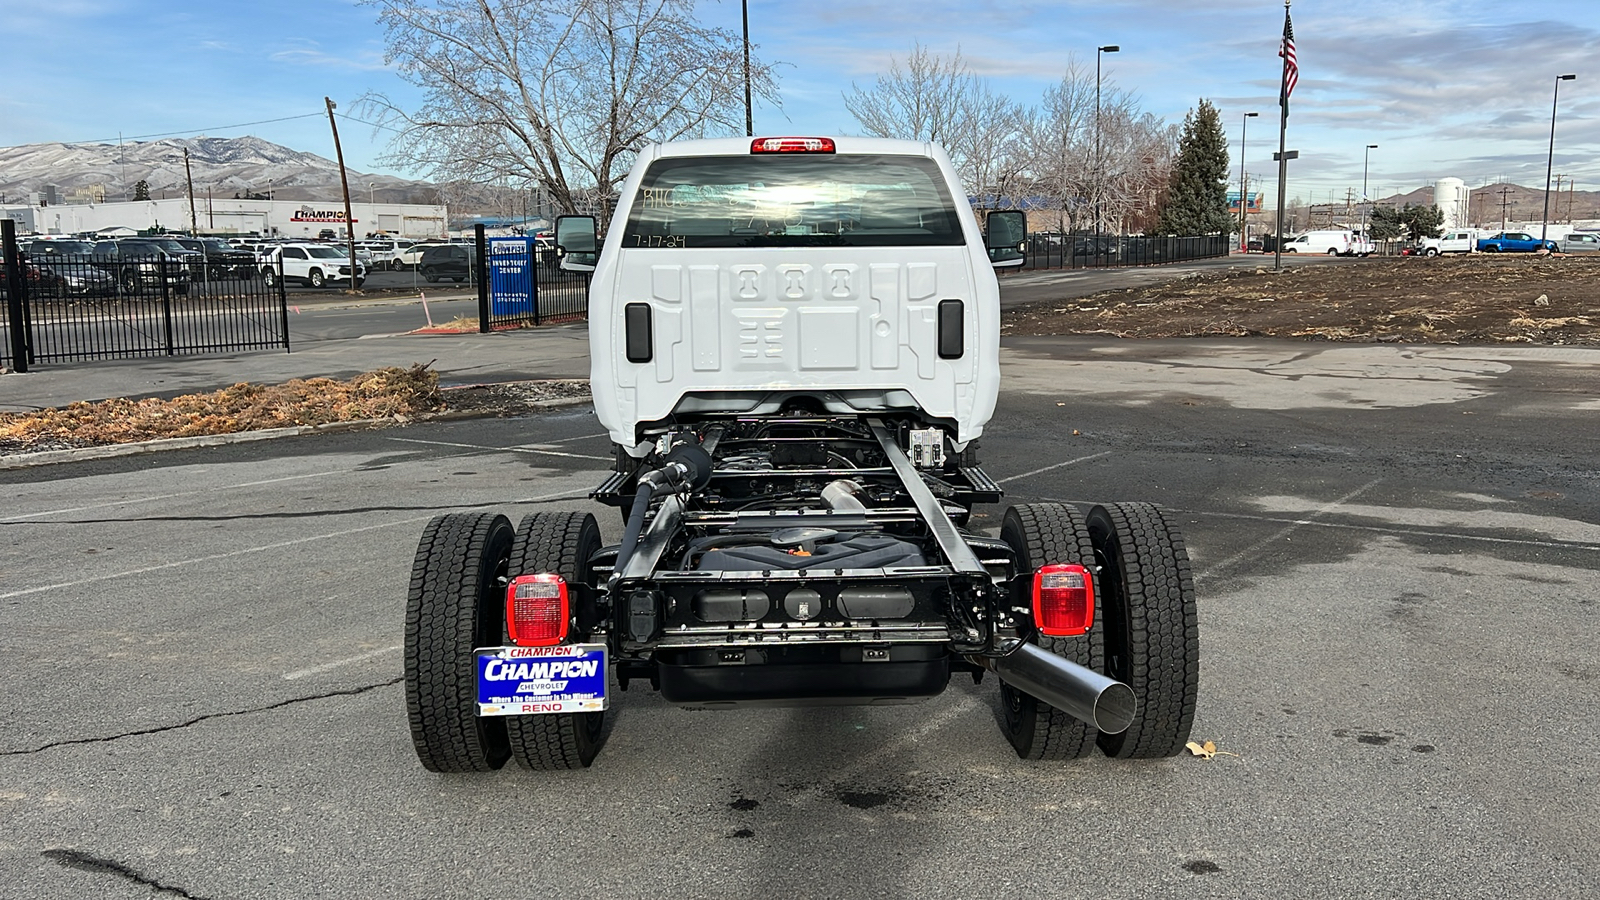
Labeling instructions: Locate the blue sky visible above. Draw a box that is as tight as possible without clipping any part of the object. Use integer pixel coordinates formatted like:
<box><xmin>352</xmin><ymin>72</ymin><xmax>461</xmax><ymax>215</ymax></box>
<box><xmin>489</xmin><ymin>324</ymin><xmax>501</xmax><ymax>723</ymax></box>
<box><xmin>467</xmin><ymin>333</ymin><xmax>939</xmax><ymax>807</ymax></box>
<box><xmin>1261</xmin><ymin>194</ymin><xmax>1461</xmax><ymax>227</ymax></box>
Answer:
<box><xmin>6</xmin><ymin>0</ymin><xmax>1598</xmax><ymax>206</ymax></box>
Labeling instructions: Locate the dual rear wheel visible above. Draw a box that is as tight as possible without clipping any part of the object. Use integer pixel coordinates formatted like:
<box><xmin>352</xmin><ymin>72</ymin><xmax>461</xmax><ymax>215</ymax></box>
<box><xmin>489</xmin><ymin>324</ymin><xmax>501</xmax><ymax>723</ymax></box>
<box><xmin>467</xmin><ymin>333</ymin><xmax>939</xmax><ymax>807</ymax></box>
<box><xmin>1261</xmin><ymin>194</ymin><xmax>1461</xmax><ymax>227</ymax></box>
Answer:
<box><xmin>998</xmin><ymin>501</ymin><xmax>1199</xmax><ymax>759</ymax></box>
<box><xmin>405</xmin><ymin>511</ymin><xmax>608</xmax><ymax>773</ymax></box>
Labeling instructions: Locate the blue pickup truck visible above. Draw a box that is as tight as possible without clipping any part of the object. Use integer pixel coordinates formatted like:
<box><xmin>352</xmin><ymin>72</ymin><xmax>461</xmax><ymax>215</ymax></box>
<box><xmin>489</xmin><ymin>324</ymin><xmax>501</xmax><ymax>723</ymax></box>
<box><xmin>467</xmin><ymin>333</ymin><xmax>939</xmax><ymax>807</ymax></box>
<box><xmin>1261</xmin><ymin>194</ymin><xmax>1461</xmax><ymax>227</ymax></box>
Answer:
<box><xmin>1477</xmin><ymin>231</ymin><xmax>1558</xmax><ymax>253</ymax></box>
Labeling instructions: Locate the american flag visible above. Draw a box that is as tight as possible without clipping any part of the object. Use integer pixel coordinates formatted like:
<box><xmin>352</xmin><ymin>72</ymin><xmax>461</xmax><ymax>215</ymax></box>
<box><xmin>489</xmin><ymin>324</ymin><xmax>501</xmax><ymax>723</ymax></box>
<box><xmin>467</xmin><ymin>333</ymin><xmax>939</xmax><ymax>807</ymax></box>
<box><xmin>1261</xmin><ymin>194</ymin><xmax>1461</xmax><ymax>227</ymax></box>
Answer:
<box><xmin>1279</xmin><ymin>8</ymin><xmax>1299</xmax><ymax>113</ymax></box>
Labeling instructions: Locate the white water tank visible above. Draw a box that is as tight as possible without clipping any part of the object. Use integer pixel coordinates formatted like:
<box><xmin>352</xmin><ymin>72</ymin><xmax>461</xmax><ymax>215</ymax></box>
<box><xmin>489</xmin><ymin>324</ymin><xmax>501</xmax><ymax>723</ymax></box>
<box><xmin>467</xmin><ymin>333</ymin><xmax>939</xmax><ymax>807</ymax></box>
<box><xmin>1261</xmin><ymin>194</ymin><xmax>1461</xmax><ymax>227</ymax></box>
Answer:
<box><xmin>1434</xmin><ymin>178</ymin><xmax>1469</xmax><ymax>229</ymax></box>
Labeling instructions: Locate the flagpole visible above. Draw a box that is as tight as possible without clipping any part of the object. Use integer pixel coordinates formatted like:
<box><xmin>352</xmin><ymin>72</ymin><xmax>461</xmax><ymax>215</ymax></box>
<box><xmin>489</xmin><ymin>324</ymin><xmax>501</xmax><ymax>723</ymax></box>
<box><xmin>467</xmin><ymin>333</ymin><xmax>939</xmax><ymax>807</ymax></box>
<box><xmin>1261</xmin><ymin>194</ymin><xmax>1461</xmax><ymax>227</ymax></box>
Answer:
<box><xmin>1274</xmin><ymin>0</ymin><xmax>1291</xmax><ymax>272</ymax></box>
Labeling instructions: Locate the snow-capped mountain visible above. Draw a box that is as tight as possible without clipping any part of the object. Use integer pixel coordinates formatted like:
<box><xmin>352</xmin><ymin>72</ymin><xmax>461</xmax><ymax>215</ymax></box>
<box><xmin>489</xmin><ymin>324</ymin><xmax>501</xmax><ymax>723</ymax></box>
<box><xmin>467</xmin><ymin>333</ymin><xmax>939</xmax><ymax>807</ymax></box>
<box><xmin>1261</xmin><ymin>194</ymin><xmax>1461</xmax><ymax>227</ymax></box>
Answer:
<box><xmin>0</xmin><ymin>136</ymin><xmax>431</xmax><ymax>204</ymax></box>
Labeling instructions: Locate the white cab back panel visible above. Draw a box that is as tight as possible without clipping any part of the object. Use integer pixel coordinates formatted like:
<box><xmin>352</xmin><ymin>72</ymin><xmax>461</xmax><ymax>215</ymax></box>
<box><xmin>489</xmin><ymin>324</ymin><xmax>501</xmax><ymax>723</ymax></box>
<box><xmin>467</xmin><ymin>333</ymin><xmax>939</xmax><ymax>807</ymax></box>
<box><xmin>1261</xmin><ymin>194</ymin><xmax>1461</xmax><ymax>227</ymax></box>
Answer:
<box><xmin>590</xmin><ymin>246</ymin><xmax>999</xmax><ymax>448</ymax></box>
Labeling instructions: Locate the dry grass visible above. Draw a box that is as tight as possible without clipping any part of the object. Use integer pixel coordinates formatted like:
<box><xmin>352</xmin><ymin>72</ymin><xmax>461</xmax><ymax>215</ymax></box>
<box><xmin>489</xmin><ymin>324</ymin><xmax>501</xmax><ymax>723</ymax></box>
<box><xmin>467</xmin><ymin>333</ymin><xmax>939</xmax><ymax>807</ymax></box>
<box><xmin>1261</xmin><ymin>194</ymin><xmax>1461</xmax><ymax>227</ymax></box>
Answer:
<box><xmin>0</xmin><ymin>364</ymin><xmax>444</xmax><ymax>453</ymax></box>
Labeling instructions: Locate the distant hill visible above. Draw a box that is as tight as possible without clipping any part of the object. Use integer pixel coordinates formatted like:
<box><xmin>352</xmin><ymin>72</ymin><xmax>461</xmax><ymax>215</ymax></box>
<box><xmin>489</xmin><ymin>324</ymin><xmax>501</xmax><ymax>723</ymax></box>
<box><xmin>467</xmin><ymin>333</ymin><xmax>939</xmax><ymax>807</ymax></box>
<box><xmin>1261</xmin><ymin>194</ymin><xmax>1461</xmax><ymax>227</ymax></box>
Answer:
<box><xmin>1375</xmin><ymin>182</ymin><xmax>1600</xmax><ymax>223</ymax></box>
<box><xmin>0</xmin><ymin>136</ymin><xmax>438</xmax><ymax>205</ymax></box>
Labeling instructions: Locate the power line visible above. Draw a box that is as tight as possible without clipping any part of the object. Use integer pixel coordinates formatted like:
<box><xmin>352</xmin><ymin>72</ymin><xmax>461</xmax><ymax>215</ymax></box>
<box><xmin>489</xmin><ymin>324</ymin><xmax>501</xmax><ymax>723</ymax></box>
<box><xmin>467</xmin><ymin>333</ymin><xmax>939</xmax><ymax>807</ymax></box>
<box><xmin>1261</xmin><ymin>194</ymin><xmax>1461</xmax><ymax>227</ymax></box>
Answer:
<box><xmin>71</xmin><ymin>113</ymin><xmax>325</xmax><ymax>145</ymax></box>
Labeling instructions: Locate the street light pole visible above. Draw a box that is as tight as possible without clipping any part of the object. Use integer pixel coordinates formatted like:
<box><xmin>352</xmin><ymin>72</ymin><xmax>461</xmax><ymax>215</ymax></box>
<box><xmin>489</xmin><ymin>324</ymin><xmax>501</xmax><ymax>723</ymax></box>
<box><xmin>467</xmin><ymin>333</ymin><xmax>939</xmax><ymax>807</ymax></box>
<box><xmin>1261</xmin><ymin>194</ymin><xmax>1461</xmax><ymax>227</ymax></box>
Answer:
<box><xmin>1542</xmin><ymin>74</ymin><xmax>1576</xmax><ymax>245</ymax></box>
<box><xmin>1361</xmin><ymin>143</ymin><xmax>1377</xmax><ymax>241</ymax></box>
<box><xmin>1095</xmin><ymin>45</ymin><xmax>1119</xmax><ymax>240</ymax></box>
<box><xmin>1239</xmin><ymin>112</ymin><xmax>1258</xmax><ymax>251</ymax></box>
<box><xmin>742</xmin><ymin>0</ymin><xmax>753</xmax><ymax>137</ymax></box>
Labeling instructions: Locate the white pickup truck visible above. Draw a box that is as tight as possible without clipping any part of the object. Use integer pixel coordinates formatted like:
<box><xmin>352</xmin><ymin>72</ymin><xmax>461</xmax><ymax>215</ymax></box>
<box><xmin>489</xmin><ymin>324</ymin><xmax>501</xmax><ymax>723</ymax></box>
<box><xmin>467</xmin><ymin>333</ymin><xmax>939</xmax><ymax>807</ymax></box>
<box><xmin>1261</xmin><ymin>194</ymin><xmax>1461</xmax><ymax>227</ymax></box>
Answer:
<box><xmin>1417</xmin><ymin>230</ymin><xmax>1478</xmax><ymax>256</ymax></box>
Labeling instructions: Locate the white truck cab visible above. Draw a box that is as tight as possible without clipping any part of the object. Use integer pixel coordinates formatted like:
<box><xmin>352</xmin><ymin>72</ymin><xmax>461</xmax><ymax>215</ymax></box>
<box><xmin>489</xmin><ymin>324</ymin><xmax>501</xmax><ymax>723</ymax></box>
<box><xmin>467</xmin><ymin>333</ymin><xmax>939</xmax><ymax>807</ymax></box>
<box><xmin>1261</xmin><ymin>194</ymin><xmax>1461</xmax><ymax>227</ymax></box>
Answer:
<box><xmin>556</xmin><ymin>136</ymin><xmax>1024</xmax><ymax>454</ymax></box>
<box><xmin>1419</xmin><ymin>230</ymin><xmax>1478</xmax><ymax>256</ymax></box>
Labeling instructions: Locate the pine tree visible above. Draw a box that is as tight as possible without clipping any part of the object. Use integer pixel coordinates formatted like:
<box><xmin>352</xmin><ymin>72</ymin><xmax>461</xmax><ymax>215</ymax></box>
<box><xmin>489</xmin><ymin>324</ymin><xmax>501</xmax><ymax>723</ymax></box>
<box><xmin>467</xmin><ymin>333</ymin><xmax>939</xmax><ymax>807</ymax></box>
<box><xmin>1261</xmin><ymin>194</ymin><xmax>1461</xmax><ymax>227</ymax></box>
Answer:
<box><xmin>1153</xmin><ymin>99</ymin><xmax>1232</xmax><ymax>236</ymax></box>
<box><xmin>132</xmin><ymin>180</ymin><xmax>151</xmax><ymax>201</ymax></box>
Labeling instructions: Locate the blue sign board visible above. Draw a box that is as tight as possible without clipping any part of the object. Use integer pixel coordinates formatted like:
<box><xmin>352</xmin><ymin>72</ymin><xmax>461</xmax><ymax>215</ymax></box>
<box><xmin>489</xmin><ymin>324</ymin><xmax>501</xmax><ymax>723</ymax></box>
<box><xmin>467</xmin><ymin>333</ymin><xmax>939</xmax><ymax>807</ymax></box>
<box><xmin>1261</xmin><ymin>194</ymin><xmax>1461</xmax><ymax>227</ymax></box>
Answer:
<box><xmin>488</xmin><ymin>237</ymin><xmax>535</xmax><ymax>317</ymax></box>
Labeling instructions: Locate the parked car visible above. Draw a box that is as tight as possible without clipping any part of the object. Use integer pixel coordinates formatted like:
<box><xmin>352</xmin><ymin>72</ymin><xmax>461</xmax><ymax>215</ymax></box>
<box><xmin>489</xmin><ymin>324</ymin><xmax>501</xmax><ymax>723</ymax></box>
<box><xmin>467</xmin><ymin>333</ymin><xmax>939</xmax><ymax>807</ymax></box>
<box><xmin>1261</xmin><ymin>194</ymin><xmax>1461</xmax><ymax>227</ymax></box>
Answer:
<box><xmin>418</xmin><ymin>244</ymin><xmax>476</xmax><ymax>283</ymax></box>
<box><xmin>90</xmin><ymin>238</ymin><xmax>198</xmax><ymax>295</ymax></box>
<box><xmin>1556</xmin><ymin>232</ymin><xmax>1599</xmax><ymax>253</ymax></box>
<box><xmin>1476</xmin><ymin>232</ymin><xmax>1557</xmax><ymax>253</ymax></box>
<box><xmin>1416</xmin><ymin>230</ymin><xmax>1479</xmax><ymax>256</ymax></box>
<box><xmin>24</xmin><ymin>239</ymin><xmax>96</xmax><ymax>261</ymax></box>
<box><xmin>397</xmin><ymin>242</ymin><xmax>446</xmax><ymax>269</ymax></box>
<box><xmin>0</xmin><ymin>257</ymin><xmax>65</xmax><ymax>300</ymax></box>
<box><xmin>357</xmin><ymin>238</ymin><xmax>417</xmax><ymax>270</ymax></box>
<box><xmin>258</xmin><ymin>243</ymin><xmax>367</xmax><ymax>288</ymax></box>
<box><xmin>1282</xmin><ymin>229</ymin><xmax>1357</xmax><ymax>256</ymax></box>
<box><xmin>169</xmin><ymin>237</ymin><xmax>258</xmax><ymax>279</ymax></box>
<box><xmin>1071</xmin><ymin>234</ymin><xmax>1119</xmax><ymax>257</ymax></box>
<box><xmin>25</xmin><ymin>257</ymin><xmax>117</xmax><ymax>297</ymax></box>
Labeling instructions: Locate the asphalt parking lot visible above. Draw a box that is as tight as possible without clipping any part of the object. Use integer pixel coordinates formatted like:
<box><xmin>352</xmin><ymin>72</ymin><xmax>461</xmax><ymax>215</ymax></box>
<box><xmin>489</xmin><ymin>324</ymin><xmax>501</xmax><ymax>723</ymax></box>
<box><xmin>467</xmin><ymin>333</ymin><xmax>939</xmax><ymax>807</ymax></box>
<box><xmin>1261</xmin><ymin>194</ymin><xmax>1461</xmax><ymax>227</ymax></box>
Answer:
<box><xmin>2</xmin><ymin>338</ymin><xmax>1598</xmax><ymax>898</ymax></box>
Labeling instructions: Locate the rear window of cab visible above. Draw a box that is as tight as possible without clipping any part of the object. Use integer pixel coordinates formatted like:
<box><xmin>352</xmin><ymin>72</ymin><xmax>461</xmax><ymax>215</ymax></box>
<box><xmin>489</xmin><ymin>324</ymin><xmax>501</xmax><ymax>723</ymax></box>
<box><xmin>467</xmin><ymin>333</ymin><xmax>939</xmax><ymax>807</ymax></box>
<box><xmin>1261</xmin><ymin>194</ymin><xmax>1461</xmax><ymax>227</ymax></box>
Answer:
<box><xmin>622</xmin><ymin>154</ymin><xmax>965</xmax><ymax>248</ymax></box>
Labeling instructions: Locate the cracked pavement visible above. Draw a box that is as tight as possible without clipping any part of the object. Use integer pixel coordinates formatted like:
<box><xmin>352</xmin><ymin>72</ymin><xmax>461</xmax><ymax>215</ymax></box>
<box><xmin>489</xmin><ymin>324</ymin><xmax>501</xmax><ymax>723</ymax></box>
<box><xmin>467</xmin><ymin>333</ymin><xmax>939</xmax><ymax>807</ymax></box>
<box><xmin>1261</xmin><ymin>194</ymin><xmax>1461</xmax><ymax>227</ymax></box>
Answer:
<box><xmin>1</xmin><ymin>339</ymin><xmax>1597</xmax><ymax>899</ymax></box>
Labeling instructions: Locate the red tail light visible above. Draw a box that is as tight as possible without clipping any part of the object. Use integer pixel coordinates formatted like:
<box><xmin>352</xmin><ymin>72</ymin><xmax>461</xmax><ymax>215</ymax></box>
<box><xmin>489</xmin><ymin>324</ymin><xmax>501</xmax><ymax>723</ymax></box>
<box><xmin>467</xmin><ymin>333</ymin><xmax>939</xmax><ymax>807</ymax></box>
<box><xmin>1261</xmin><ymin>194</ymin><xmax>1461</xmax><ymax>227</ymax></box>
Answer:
<box><xmin>506</xmin><ymin>574</ymin><xmax>569</xmax><ymax>647</ymax></box>
<box><xmin>1033</xmin><ymin>564</ymin><xmax>1094</xmax><ymax>636</ymax></box>
<box><xmin>751</xmin><ymin>137</ymin><xmax>836</xmax><ymax>154</ymax></box>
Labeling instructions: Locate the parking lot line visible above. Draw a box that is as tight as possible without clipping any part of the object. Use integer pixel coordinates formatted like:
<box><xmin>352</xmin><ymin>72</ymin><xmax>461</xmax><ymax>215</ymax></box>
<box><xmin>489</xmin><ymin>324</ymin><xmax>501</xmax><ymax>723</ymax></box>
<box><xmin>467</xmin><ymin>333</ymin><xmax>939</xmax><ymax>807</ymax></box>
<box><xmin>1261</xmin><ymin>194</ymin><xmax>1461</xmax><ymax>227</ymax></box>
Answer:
<box><xmin>995</xmin><ymin>451</ymin><xmax>1113</xmax><ymax>485</ymax></box>
<box><xmin>1191</xmin><ymin>508</ymin><xmax>1600</xmax><ymax>554</ymax></box>
<box><xmin>283</xmin><ymin>645</ymin><xmax>403</xmax><ymax>680</ymax></box>
<box><xmin>0</xmin><ymin>487</ymin><xmax>591</xmax><ymax>602</ymax></box>
<box><xmin>0</xmin><ymin>468</ymin><xmax>353</xmax><ymax>523</ymax></box>
<box><xmin>386</xmin><ymin>436</ymin><xmax>611</xmax><ymax>461</ymax></box>
<box><xmin>1195</xmin><ymin>479</ymin><xmax>1382</xmax><ymax>578</ymax></box>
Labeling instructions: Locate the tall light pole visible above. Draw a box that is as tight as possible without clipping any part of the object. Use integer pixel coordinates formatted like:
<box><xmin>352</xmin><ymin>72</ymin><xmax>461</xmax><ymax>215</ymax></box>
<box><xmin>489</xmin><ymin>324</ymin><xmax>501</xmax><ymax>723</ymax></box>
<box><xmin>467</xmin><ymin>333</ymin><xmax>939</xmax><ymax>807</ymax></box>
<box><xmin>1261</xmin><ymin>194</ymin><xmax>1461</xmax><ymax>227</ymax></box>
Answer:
<box><xmin>1095</xmin><ymin>44</ymin><xmax>1119</xmax><ymax>239</ymax></box>
<box><xmin>742</xmin><ymin>0</ymin><xmax>753</xmax><ymax>137</ymax></box>
<box><xmin>368</xmin><ymin>182</ymin><xmax>375</xmax><ymax>206</ymax></box>
<box><xmin>1361</xmin><ymin>143</ymin><xmax>1377</xmax><ymax>240</ymax></box>
<box><xmin>1239</xmin><ymin>112</ymin><xmax>1258</xmax><ymax>250</ymax></box>
<box><xmin>1542</xmin><ymin>74</ymin><xmax>1576</xmax><ymax>245</ymax></box>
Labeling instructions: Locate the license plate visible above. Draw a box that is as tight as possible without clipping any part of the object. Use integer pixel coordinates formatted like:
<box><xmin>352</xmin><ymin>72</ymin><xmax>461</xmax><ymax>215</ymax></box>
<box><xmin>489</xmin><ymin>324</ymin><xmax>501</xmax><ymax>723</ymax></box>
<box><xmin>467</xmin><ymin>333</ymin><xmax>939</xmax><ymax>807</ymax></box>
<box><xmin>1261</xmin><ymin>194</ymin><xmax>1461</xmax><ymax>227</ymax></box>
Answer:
<box><xmin>475</xmin><ymin>644</ymin><xmax>608</xmax><ymax>716</ymax></box>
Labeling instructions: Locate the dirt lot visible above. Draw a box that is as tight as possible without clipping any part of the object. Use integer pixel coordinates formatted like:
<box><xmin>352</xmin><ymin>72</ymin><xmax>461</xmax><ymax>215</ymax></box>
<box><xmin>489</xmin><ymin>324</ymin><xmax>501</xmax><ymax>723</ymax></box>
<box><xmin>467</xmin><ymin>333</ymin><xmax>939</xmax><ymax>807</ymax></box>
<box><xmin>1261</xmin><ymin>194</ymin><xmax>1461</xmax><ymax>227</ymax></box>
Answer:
<box><xmin>1004</xmin><ymin>254</ymin><xmax>1600</xmax><ymax>344</ymax></box>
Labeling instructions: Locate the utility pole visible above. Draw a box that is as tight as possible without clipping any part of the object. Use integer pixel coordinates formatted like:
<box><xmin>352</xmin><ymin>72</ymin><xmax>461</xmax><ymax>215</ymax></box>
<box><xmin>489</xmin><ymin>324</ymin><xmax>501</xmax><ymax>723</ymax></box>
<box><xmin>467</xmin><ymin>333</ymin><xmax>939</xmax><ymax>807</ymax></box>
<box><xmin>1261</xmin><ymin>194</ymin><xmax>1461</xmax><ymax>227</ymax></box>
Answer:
<box><xmin>1238</xmin><ymin>111</ymin><xmax>1258</xmax><ymax>251</ymax></box>
<box><xmin>1095</xmin><ymin>44</ymin><xmax>1120</xmax><ymax>240</ymax></box>
<box><xmin>183</xmin><ymin>146</ymin><xmax>198</xmax><ymax>235</ymax></box>
<box><xmin>325</xmin><ymin>97</ymin><xmax>360</xmax><ymax>290</ymax></box>
<box><xmin>742</xmin><ymin>0</ymin><xmax>753</xmax><ymax>137</ymax></box>
<box><xmin>1497</xmin><ymin>185</ymin><xmax>1513</xmax><ymax>229</ymax></box>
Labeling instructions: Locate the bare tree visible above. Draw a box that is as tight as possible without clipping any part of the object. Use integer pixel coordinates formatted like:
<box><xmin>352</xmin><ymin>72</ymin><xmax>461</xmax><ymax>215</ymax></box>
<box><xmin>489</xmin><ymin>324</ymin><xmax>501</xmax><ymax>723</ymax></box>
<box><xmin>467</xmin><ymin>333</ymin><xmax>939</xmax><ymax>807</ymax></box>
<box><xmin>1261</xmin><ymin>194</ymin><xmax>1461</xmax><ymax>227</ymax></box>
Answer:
<box><xmin>360</xmin><ymin>0</ymin><xmax>779</xmax><ymax>214</ymax></box>
<box><xmin>843</xmin><ymin>44</ymin><xmax>1025</xmax><ymax>204</ymax></box>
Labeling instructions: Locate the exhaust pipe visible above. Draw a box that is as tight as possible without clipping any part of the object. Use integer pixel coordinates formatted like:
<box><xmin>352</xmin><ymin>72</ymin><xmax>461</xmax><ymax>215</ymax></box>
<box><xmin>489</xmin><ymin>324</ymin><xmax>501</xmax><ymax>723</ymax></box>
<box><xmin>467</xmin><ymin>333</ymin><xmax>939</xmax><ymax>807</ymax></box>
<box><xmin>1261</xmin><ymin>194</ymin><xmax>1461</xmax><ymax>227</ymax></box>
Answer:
<box><xmin>983</xmin><ymin>642</ymin><xmax>1136</xmax><ymax>734</ymax></box>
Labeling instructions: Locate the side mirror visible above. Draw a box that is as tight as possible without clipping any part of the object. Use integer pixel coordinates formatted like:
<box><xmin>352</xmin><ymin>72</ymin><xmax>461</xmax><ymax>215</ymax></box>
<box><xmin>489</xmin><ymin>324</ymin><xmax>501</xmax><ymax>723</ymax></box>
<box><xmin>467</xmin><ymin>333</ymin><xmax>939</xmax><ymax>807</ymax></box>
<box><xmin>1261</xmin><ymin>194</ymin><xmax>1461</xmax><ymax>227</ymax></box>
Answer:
<box><xmin>984</xmin><ymin>210</ymin><xmax>1026</xmax><ymax>268</ymax></box>
<box><xmin>555</xmin><ymin>215</ymin><xmax>598</xmax><ymax>272</ymax></box>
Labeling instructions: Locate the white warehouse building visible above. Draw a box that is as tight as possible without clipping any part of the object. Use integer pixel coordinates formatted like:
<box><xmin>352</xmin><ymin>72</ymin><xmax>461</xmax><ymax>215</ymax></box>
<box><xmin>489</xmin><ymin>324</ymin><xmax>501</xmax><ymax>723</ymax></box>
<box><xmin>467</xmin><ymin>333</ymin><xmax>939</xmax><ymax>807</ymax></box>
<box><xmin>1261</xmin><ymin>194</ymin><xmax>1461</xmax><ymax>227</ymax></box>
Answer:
<box><xmin>3</xmin><ymin>197</ymin><xmax>448</xmax><ymax>240</ymax></box>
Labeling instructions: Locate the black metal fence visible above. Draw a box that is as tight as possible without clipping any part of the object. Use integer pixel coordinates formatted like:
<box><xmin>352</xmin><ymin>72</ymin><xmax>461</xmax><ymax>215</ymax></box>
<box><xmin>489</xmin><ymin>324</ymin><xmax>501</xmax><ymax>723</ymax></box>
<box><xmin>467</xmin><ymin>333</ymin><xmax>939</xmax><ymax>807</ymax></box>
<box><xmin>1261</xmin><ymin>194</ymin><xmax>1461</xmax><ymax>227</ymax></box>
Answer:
<box><xmin>1018</xmin><ymin>233</ymin><xmax>1232</xmax><ymax>271</ymax></box>
<box><xmin>472</xmin><ymin>228</ymin><xmax>589</xmax><ymax>332</ymax></box>
<box><xmin>2</xmin><ymin>223</ymin><xmax>289</xmax><ymax>371</ymax></box>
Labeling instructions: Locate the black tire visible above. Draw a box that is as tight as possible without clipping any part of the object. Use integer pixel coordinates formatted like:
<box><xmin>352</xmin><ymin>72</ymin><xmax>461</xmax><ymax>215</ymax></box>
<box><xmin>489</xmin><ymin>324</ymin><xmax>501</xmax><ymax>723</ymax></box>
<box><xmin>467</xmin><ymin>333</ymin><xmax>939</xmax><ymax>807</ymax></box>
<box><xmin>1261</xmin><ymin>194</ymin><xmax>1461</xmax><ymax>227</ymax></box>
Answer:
<box><xmin>121</xmin><ymin>271</ymin><xmax>140</xmax><ymax>295</ymax></box>
<box><xmin>405</xmin><ymin>513</ymin><xmax>516</xmax><ymax>773</ymax></box>
<box><xmin>1425</xmin><ymin>248</ymin><xmax>1439</xmax><ymax>257</ymax></box>
<box><xmin>1086</xmin><ymin>503</ymin><xmax>1199</xmax><ymax>759</ymax></box>
<box><xmin>424</xmin><ymin>269</ymin><xmax>439</xmax><ymax>284</ymax></box>
<box><xmin>262</xmin><ymin>268</ymin><xmax>277</xmax><ymax>288</ymax></box>
<box><xmin>353</xmin><ymin>277</ymin><xmax>365</xmax><ymax>289</ymax></box>
<box><xmin>997</xmin><ymin>503</ymin><xmax>1101</xmax><ymax>760</ymax></box>
<box><xmin>309</xmin><ymin>269</ymin><xmax>326</xmax><ymax>288</ymax></box>
<box><xmin>504</xmin><ymin>512</ymin><xmax>609</xmax><ymax>770</ymax></box>
<box><xmin>1326</xmin><ymin>248</ymin><xmax>1340</xmax><ymax>257</ymax></box>
<box><xmin>1483</xmin><ymin>244</ymin><xmax>1499</xmax><ymax>253</ymax></box>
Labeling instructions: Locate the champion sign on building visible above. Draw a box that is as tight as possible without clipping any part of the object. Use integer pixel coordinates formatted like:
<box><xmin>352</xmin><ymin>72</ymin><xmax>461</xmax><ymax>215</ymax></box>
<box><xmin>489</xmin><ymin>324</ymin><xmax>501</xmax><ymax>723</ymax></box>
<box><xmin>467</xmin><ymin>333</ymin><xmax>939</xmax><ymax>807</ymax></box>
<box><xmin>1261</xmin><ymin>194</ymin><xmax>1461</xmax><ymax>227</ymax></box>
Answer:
<box><xmin>289</xmin><ymin>205</ymin><xmax>357</xmax><ymax>224</ymax></box>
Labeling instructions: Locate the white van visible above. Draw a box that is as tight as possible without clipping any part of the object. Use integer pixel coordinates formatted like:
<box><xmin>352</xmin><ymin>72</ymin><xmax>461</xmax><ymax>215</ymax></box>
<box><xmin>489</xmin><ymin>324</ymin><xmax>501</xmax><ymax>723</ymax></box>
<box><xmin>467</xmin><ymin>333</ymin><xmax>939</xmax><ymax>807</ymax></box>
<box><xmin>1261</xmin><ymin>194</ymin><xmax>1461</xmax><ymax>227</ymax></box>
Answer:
<box><xmin>1283</xmin><ymin>229</ymin><xmax>1355</xmax><ymax>256</ymax></box>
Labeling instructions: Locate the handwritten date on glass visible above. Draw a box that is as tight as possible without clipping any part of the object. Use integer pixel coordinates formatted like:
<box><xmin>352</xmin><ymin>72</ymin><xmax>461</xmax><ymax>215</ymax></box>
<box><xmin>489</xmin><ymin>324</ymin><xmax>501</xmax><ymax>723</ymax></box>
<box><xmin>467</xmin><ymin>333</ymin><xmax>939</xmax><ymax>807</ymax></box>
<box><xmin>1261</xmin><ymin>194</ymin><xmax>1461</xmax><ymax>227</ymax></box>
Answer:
<box><xmin>630</xmin><ymin>235</ymin><xmax>686</xmax><ymax>248</ymax></box>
